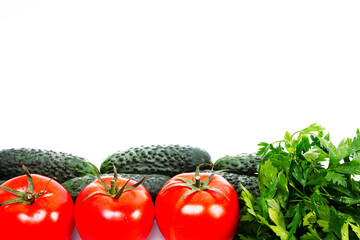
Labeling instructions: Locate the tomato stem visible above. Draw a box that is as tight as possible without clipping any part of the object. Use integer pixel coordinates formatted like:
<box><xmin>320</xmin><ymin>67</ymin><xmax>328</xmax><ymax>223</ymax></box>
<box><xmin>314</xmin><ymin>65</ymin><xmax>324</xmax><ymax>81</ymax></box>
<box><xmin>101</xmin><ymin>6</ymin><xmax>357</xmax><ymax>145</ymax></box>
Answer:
<box><xmin>25</xmin><ymin>192</ymin><xmax>36</xmax><ymax>204</ymax></box>
<box><xmin>81</xmin><ymin>163</ymin><xmax>147</xmax><ymax>202</ymax></box>
<box><xmin>110</xmin><ymin>180</ymin><xmax>116</xmax><ymax>194</ymax></box>
<box><xmin>194</xmin><ymin>176</ymin><xmax>201</xmax><ymax>188</ymax></box>
<box><xmin>163</xmin><ymin>163</ymin><xmax>231</xmax><ymax>204</ymax></box>
<box><xmin>0</xmin><ymin>163</ymin><xmax>54</xmax><ymax>206</ymax></box>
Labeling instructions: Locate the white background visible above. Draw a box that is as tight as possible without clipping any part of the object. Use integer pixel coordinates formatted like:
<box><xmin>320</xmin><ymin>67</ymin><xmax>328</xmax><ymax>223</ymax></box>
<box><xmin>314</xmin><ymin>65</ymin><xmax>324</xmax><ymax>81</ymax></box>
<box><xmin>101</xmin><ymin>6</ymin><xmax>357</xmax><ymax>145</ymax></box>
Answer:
<box><xmin>1</xmin><ymin>1</ymin><xmax>359</xmax><ymax>239</ymax></box>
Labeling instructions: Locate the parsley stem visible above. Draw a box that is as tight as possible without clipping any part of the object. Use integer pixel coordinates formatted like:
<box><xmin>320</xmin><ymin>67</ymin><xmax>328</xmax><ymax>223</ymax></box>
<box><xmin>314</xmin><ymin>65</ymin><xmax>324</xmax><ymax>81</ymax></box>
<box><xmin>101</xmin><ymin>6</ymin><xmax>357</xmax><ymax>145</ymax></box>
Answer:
<box><xmin>320</xmin><ymin>186</ymin><xmax>331</xmax><ymax>197</ymax></box>
<box><xmin>289</xmin><ymin>182</ymin><xmax>309</xmax><ymax>201</ymax></box>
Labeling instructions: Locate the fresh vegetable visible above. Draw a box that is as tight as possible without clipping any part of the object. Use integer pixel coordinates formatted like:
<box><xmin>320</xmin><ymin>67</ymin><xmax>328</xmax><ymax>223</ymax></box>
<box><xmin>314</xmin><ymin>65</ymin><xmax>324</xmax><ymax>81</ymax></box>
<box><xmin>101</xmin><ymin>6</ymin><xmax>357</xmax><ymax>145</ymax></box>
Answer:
<box><xmin>100</xmin><ymin>144</ymin><xmax>211</xmax><ymax>177</ymax></box>
<box><xmin>62</xmin><ymin>173</ymin><xmax>170</xmax><ymax>203</ymax></box>
<box><xmin>0</xmin><ymin>180</ymin><xmax>5</xmax><ymax>185</ymax></box>
<box><xmin>238</xmin><ymin>124</ymin><xmax>360</xmax><ymax>240</ymax></box>
<box><xmin>155</xmin><ymin>164</ymin><xmax>239</xmax><ymax>240</ymax></box>
<box><xmin>74</xmin><ymin>164</ymin><xmax>154</xmax><ymax>240</ymax></box>
<box><xmin>218</xmin><ymin>172</ymin><xmax>260</xmax><ymax>206</ymax></box>
<box><xmin>213</xmin><ymin>153</ymin><xmax>260</xmax><ymax>175</ymax></box>
<box><xmin>0</xmin><ymin>148</ymin><xmax>96</xmax><ymax>183</ymax></box>
<box><xmin>211</xmin><ymin>153</ymin><xmax>261</xmax><ymax>207</ymax></box>
<box><xmin>0</xmin><ymin>163</ymin><xmax>74</xmax><ymax>240</ymax></box>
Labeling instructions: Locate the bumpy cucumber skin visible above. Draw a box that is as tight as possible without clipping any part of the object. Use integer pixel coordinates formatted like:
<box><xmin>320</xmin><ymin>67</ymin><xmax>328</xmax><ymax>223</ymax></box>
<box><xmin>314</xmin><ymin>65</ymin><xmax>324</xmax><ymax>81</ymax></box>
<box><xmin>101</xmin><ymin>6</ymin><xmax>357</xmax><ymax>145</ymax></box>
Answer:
<box><xmin>62</xmin><ymin>173</ymin><xmax>170</xmax><ymax>203</ymax></box>
<box><xmin>100</xmin><ymin>145</ymin><xmax>211</xmax><ymax>177</ymax></box>
<box><xmin>0</xmin><ymin>148</ymin><xmax>96</xmax><ymax>183</ymax></box>
<box><xmin>62</xmin><ymin>175</ymin><xmax>99</xmax><ymax>202</ymax></box>
<box><xmin>213</xmin><ymin>153</ymin><xmax>260</xmax><ymax>176</ymax></box>
<box><xmin>216</xmin><ymin>172</ymin><xmax>259</xmax><ymax>207</ymax></box>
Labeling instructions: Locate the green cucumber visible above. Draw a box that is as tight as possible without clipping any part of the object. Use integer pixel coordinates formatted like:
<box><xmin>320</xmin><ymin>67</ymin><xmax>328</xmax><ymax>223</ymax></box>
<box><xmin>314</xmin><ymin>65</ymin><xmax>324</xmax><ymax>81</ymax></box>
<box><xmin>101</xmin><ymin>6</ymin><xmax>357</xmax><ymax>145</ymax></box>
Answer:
<box><xmin>100</xmin><ymin>145</ymin><xmax>211</xmax><ymax>177</ymax></box>
<box><xmin>218</xmin><ymin>172</ymin><xmax>259</xmax><ymax>205</ymax></box>
<box><xmin>0</xmin><ymin>148</ymin><xmax>96</xmax><ymax>183</ymax></box>
<box><xmin>213</xmin><ymin>153</ymin><xmax>260</xmax><ymax>176</ymax></box>
<box><xmin>212</xmin><ymin>153</ymin><xmax>261</xmax><ymax>206</ymax></box>
<box><xmin>0</xmin><ymin>180</ymin><xmax>6</xmax><ymax>185</ymax></box>
<box><xmin>62</xmin><ymin>173</ymin><xmax>170</xmax><ymax>203</ymax></box>
<box><xmin>62</xmin><ymin>175</ymin><xmax>98</xmax><ymax>202</ymax></box>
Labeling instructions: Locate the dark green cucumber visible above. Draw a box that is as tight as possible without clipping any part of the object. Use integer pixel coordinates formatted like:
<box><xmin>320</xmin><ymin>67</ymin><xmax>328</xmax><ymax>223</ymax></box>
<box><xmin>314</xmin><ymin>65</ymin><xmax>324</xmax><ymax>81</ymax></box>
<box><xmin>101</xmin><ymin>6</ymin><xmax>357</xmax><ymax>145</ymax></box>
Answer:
<box><xmin>0</xmin><ymin>148</ymin><xmax>96</xmax><ymax>183</ymax></box>
<box><xmin>0</xmin><ymin>180</ymin><xmax>6</xmax><ymax>185</ymax></box>
<box><xmin>213</xmin><ymin>153</ymin><xmax>260</xmax><ymax>176</ymax></box>
<box><xmin>62</xmin><ymin>173</ymin><xmax>170</xmax><ymax>203</ymax></box>
<box><xmin>216</xmin><ymin>172</ymin><xmax>259</xmax><ymax>207</ymax></box>
<box><xmin>62</xmin><ymin>175</ymin><xmax>100</xmax><ymax>202</ymax></box>
<box><xmin>100</xmin><ymin>145</ymin><xmax>211</xmax><ymax>177</ymax></box>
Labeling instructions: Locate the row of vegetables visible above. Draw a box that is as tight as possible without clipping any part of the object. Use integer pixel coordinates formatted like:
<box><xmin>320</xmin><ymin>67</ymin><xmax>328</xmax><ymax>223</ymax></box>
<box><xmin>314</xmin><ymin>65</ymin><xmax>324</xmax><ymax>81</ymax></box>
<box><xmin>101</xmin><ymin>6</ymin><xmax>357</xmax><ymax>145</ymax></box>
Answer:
<box><xmin>0</xmin><ymin>145</ymin><xmax>258</xmax><ymax>240</ymax></box>
<box><xmin>1</xmin><ymin>124</ymin><xmax>360</xmax><ymax>239</ymax></box>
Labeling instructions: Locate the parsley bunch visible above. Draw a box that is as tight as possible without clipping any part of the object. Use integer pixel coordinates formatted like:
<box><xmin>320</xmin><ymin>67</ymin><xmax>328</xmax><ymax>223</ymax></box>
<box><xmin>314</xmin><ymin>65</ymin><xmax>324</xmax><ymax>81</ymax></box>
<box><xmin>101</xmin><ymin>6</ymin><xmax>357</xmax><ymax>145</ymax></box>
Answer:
<box><xmin>238</xmin><ymin>124</ymin><xmax>360</xmax><ymax>240</ymax></box>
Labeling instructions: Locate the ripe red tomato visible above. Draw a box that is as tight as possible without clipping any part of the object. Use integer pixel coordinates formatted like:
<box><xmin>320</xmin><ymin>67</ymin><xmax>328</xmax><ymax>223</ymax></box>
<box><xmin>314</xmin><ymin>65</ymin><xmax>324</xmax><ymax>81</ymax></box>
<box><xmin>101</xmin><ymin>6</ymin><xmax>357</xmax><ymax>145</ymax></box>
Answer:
<box><xmin>74</xmin><ymin>176</ymin><xmax>155</xmax><ymax>240</ymax></box>
<box><xmin>0</xmin><ymin>174</ymin><xmax>75</xmax><ymax>240</ymax></box>
<box><xmin>155</xmin><ymin>172</ymin><xmax>239</xmax><ymax>240</ymax></box>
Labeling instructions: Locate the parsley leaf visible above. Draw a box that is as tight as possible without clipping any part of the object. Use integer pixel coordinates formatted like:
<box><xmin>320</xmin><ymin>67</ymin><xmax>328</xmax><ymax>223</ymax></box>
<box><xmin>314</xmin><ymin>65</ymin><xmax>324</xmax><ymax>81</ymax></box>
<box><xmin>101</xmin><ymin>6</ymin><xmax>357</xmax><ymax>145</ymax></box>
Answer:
<box><xmin>238</xmin><ymin>124</ymin><xmax>360</xmax><ymax>240</ymax></box>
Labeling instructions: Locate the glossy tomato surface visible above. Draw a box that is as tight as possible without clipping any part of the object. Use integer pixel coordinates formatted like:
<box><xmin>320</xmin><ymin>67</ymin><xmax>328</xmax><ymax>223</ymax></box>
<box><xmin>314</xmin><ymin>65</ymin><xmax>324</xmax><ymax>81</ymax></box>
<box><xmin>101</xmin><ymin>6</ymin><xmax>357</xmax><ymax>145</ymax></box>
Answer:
<box><xmin>74</xmin><ymin>176</ymin><xmax>154</xmax><ymax>240</ymax></box>
<box><xmin>0</xmin><ymin>174</ymin><xmax>75</xmax><ymax>240</ymax></box>
<box><xmin>155</xmin><ymin>172</ymin><xmax>239</xmax><ymax>240</ymax></box>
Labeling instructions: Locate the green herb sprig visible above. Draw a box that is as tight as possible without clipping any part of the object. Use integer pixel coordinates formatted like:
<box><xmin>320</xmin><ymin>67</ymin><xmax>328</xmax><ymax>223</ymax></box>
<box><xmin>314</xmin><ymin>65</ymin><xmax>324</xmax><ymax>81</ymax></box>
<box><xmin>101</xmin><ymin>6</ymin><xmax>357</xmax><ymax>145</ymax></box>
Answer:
<box><xmin>238</xmin><ymin>123</ymin><xmax>360</xmax><ymax>240</ymax></box>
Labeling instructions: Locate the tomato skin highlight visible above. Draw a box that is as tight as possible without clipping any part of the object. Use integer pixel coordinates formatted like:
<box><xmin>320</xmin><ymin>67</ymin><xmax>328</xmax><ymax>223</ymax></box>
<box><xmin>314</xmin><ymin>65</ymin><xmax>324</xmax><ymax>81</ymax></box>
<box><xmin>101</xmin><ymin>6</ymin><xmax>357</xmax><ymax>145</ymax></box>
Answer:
<box><xmin>74</xmin><ymin>176</ymin><xmax>155</xmax><ymax>240</ymax></box>
<box><xmin>155</xmin><ymin>172</ymin><xmax>239</xmax><ymax>240</ymax></box>
<box><xmin>0</xmin><ymin>174</ymin><xmax>75</xmax><ymax>240</ymax></box>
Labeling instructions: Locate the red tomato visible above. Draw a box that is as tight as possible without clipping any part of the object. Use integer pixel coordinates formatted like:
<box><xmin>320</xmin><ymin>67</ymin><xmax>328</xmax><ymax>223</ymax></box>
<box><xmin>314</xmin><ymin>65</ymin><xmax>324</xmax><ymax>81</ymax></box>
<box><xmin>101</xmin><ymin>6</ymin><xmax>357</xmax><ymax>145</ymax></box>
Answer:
<box><xmin>0</xmin><ymin>174</ymin><xmax>75</xmax><ymax>240</ymax></box>
<box><xmin>74</xmin><ymin>176</ymin><xmax>155</xmax><ymax>240</ymax></box>
<box><xmin>155</xmin><ymin>172</ymin><xmax>239</xmax><ymax>240</ymax></box>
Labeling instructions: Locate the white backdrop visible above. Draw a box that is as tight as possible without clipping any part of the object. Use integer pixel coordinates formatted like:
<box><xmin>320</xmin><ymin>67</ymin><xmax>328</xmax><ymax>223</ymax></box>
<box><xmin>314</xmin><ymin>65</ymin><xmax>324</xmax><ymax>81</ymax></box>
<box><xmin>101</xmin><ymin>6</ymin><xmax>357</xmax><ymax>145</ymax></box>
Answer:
<box><xmin>1</xmin><ymin>1</ymin><xmax>360</xmax><ymax>239</ymax></box>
